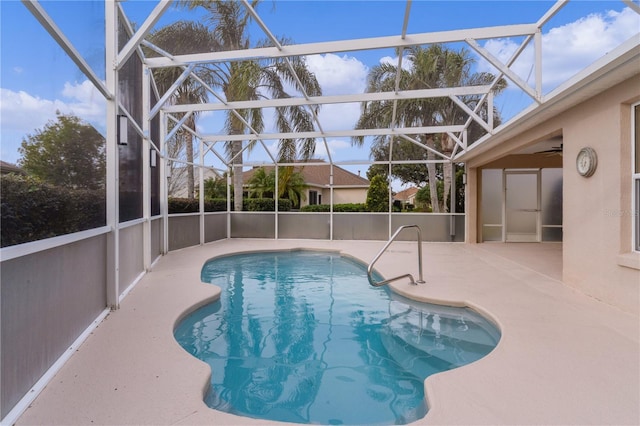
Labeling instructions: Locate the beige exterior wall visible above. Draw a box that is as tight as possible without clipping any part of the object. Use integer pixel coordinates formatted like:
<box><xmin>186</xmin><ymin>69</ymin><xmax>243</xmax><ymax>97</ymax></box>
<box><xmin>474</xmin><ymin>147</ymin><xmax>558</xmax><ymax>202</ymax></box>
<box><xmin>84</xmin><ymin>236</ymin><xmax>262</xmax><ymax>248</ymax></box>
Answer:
<box><xmin>467</xmin><ymin>75</ymin><xmax>640</xmax><ymax>314</ymax></box>
<box><xmin>561</xmin><ymin>77</ymin><xmax>639</xmax><ymax>314</ymax></box>
<box><xmin>326</xmin><ymin>187</ymin><xmax>368</xmax><ymax>205</ymax></box>
<box><xmin>300</xmin><ymin>187</ymin><xmax>368</xmax><ymax>207</ymax></box>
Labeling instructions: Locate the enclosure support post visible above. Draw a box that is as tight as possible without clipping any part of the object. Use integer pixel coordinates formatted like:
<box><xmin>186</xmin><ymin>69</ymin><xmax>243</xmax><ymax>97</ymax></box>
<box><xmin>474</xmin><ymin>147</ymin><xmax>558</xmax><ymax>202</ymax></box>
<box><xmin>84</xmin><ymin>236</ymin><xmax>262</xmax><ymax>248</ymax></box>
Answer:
<box><xmin>199</xmin><ymin>140</ymin><xmax>205</xmax><ymax>245</ymax></box>
<box><xmin>142</xmin><ymin>65</ymin><xmax>151</xmax><ymax>270</ymax></box>
<box><xmin>329</xmin><ymin>169</ymin><xmax>334</xmax><ymax>240</ymax></box>
<box><xmin>160</xmin><ymin>111</ymin><xmax>169</xmax><ymax>254</ymax></box>
<box><xmin>450</xmin><ymin>161</ymin><xmax>457</xmax><ymax>239</ymax></box>
<box><xmin>105</xmin><ymin>0</ymin><xmax>120</xmax><ymax>309</ymax></box>
<box><xmin>275</xmin><ymin>165</ymin><xmax>279</xmax><ymax>239</ymax></box>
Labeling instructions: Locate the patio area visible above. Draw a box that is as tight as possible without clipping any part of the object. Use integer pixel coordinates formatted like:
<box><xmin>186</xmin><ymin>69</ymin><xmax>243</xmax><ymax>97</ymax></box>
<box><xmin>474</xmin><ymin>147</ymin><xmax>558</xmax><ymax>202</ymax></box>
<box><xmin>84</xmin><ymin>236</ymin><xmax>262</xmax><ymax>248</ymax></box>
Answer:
<box><xmin>15</xmin><ymin>239</ymin><xmax>638</xmax><ymax>425</ymax></box>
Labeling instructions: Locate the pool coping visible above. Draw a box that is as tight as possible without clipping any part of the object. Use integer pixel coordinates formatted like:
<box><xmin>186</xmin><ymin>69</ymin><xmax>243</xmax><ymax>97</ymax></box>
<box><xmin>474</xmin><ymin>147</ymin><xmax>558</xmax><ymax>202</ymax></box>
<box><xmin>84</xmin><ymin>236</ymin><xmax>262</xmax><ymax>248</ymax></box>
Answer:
<box><xmin>15</xmin><ymin>239</ymin><xmax>640</xmax><ymax>425</ymax></box>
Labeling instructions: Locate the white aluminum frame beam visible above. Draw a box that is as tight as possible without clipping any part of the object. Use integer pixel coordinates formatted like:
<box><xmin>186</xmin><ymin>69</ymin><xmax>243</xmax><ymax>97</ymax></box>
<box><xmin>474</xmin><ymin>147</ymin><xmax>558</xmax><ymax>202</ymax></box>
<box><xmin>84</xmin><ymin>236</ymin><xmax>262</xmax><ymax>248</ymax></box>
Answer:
<box><xmin>145</xmin><ymin>24</ymin><xmax>539</xmax><ymax>68</ymax></box>
<box><xmin>149</xmin><ymin>63</ymin><xmax>196</xmax><ymax>119</ymax></box>
<box><xmin>115</xmin><ymin>0</ymin><xmax>173</xmax><ymax>70</ymax></box>
<box><xmin>466</xmin><ymin>38</ymin><xmax>541</xmax><ymax>103</ymax></box>
<box><xmin>242</xmin><ymin>0</ymin><xmax>332</xmax><ymax>165</ymax></box>
<box><xmin>21</xmin><ymin>0</ymin><xmax>112</xmax><ymax>100</ymax></box>
<box><xmin>201</xmin><ymin>125</ymin><xmax>466</xmax><ymax>143</ymax></box>
<box><xmin>164</xmin><ymin>86</ymin><xmax>494</xmax><ymax>114</ymax></box>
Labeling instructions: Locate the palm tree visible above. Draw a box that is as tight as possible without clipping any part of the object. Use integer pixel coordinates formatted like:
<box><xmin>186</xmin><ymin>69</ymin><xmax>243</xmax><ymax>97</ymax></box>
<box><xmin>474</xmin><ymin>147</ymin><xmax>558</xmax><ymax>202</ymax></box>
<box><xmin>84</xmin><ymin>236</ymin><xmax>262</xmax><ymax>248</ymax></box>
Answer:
<box><xmin>179</xmin><ymin>0</ymin><xmax>321</xmax><ymax>211</ymax></box>
<box><xmin>353</xmin><ymin>44</ymin><xmax>505</xmax><ymax>212</ymax></box>
<box><xmin>147</xmin><ymin>21</ymin><xmax>218</xmax><ymax>199</ymax></box>
<box><xmin>247</xmin><ymin>167</ymin><xmax>274</xmax><ymax>198</ymax></box>
<box><xmin>277</xmin><ymin>166</ymin><xmax>307</xmax><ymax>208</ymax></box>
<box><xmin>247</xmin><ymin>166</ymin><xmax>308</xmax><ymax>208</ymax></box>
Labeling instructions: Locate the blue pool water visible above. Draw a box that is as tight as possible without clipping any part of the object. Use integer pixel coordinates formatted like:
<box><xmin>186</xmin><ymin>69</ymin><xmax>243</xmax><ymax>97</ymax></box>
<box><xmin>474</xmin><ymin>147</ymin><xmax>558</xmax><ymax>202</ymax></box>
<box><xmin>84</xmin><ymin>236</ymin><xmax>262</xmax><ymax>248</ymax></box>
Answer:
<box><xmin>174</xmin><ymin>250</ymin><xmax>500</xmax><ymax>425</ymax></box>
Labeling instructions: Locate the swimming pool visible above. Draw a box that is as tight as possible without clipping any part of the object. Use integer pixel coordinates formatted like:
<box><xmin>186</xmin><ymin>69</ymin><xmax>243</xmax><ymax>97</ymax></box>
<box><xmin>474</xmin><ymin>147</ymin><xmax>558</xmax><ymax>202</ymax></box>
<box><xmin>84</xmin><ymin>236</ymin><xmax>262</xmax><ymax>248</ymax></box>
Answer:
<box><xmin>174</xmin><ymin>250</ymin><xmax>500</xmax><ymax>425</ymax></box>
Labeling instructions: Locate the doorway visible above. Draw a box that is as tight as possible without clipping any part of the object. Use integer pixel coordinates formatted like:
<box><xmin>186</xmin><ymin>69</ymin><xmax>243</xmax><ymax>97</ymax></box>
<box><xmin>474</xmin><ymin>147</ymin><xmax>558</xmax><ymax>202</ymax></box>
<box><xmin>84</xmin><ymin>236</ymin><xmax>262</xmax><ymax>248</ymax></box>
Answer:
<box><xmin>504</xmin><ymin>171</ymin><xmax>541</xmax><ymax>242</ymax></box>
<box><xmin>481</xmin><ymin>168</ymin><xmax>561</xmax><ymax>243</ymax></box>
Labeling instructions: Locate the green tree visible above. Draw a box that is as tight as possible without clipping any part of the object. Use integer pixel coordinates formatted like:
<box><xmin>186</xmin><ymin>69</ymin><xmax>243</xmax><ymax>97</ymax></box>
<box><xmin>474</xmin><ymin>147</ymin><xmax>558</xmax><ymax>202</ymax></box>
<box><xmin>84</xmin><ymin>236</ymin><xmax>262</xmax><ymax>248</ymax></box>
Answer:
<box><xmin>178</xmin><ymin>0</ymin><xmax>321</xmax><ymax>211</ymax></box>
<box><xmin>203</xmin><ymin>176</ymin><xmax>228</xmax><ymax>200</ymax></box>
<box><xmin>366</xmin><ymin>175</ymin><xmax>389</xmax><ymax>212</ymax></box>
<box><xmin>416</xmin><ymin>181</ymin><xmax>442</xmax><ymax>212</ymax></box>
<box><xmin>18</xmin><ymin>113</ymin><xmax>105</xmax><ymax>190</ymax></box>
<box><xmin>414</xmin><ymin>166</ymin><xmax>465</xmax><ymax>212</ymax></box>
<box><xmin>353</xmin><ymin>45</ymin><xmax>505</xmax><ymax>212</ymax></box>
<box><xmin>277</xmin><ymin>166</ymin><xmax>307</xmax><ymax>208</ymax></box>
<box><xmin>247</xmin><ymin>166</ymin><xmax>308</xmax><ymax>208</ymax></box>
<box><xmin>247</xmin><ymin>167</ymin><xmax>275</xmax><ymax>198</ymax></box>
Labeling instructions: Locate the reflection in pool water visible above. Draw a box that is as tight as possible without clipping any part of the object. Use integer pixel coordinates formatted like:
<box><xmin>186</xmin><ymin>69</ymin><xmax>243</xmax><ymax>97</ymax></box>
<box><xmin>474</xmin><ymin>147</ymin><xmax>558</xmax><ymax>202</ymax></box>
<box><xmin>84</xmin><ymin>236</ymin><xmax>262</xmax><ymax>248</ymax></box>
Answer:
<box><xmin>174</xmin><ymin>250</ymin><xmax>500</xmax><ymax>425</ymax></box>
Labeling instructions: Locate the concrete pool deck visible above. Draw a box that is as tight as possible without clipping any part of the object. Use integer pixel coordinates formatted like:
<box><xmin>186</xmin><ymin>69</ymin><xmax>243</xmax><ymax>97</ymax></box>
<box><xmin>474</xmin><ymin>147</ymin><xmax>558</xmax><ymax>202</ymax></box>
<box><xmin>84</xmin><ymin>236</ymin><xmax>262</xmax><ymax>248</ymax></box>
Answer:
<box><xmin>15</xmin><ymin>239</ymin><xmax>639</xmax><ymax>425</ymax></box>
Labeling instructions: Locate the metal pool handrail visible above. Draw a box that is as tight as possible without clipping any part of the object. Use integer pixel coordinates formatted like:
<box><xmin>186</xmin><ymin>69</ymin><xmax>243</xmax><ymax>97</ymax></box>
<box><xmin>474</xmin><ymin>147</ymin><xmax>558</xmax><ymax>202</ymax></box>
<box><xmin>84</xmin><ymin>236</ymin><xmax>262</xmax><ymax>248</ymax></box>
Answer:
<box><xmin>367</xmin><ymin>224</ymin><xmax>425</xmax><ymax>287</ymax></box>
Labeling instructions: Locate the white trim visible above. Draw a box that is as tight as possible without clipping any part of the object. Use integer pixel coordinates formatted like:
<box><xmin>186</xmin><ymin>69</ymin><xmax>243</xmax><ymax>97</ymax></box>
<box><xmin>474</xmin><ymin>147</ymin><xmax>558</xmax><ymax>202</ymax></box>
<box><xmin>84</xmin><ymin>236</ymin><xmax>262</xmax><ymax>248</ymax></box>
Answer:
<box><xmin>0</xmin><ymin>308</ymin><xmax>111</xmax><ymax>426</ymax></box>
<box><xmin>0</xmin><ymin>226</ymin><xmax>110</xmax><ymax>262</ymax></box>
<box><xmin>617</xmin><ymin>252</ymin><xmax>640</xmax><ymax>270</ymax></box>
<box><xmin>118</xmin><ymin>270</ymin><xmax>146</xmax><ymax>303</ymax></box>
<box><xmin>119</xmin><ymin>217</ymin><xmax>146</xmax><ymax>230</ymax></box>
<box><xmin>168</xmin><ymin>212</ymin><xmax>202</xmax><ymax>218</ymax></box>
<box><xmin>632</xmin><ymin>102</ymin><xmax>640</xmax><ymax>253</ymax></box>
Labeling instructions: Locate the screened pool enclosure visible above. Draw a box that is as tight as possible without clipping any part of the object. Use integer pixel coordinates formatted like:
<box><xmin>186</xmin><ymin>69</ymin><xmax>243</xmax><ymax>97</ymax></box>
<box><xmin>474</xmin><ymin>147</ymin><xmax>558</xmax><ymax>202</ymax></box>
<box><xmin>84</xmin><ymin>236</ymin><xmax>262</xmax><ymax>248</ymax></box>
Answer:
<box><xmin>2</xmin><ymin>0</ymin><xmax>639</xmax><ymax>423</ymax></box>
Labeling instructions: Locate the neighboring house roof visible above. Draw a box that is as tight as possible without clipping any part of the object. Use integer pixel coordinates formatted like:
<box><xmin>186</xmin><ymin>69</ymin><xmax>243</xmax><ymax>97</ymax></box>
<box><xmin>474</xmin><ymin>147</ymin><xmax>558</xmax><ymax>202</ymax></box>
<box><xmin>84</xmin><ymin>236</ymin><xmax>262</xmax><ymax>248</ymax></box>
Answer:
<box><xmin>0</xmin><ymin>161</ymin><xmax>26</xmax><ymax>175</ymax></box>
<box><xmin>243</xmin><ymin>161</ymin><xmax>370</xmax><ymax>188</ymax></box>
<box><xmin>394</xmin><ymin>187</ymin><xmax>419</xmax><ymax>202</ymax></box>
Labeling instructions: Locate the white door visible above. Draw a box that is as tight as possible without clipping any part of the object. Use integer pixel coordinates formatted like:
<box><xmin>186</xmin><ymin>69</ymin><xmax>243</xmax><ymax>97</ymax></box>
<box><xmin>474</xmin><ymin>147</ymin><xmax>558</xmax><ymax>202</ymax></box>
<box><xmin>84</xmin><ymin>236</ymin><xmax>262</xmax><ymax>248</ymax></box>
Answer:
<box><xmin>504</xmin><ymin>171</ymin><xmax>541</xmax><ymax>242</ymax></box>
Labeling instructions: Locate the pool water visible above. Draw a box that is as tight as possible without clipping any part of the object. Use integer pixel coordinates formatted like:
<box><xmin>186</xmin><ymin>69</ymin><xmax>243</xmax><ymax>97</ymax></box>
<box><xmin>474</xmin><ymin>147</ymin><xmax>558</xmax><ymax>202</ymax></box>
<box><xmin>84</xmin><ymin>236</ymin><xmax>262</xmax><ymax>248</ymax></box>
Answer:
<box><xmin>174</xmin><ymin>250</ymin><xmax>500</xmax><ymax>425</ymax></box>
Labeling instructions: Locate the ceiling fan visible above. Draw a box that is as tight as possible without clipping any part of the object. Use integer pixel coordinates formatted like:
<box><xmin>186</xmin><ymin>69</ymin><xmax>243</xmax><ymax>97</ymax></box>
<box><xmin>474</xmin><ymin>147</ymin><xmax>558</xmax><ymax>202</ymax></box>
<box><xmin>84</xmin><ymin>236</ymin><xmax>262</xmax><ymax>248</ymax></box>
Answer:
<box><xmin>535</xmin><ymin>143</ymin><xmax>563</xmax><ymax>156</ymax></box>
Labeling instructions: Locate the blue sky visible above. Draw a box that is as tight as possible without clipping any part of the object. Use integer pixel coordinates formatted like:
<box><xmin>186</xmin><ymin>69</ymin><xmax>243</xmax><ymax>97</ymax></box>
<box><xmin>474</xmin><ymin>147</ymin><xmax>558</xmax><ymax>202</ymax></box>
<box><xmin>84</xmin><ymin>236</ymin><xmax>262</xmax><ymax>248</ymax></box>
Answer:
<box><xmin>1</xmin><ymin>0</ymin><xmax>638</xmax><ymax>183</ymax></box>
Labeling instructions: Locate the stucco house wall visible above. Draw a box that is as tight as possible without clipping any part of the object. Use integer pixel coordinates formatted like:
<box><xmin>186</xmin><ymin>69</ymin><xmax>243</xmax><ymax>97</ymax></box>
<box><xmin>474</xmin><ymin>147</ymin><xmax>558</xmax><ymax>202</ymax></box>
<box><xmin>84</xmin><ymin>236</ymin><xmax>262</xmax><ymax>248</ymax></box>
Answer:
<box><xmin>561</xmin><ymin>76</ymin><xmax>639</xmax><ymax>314</ymax></box>
<box><xmin>328</xmin><ymin>187</ymin><xmax>369</xmax><ymax>205</ymax></box>
<box><xmin>299</xmin><ymin>186</ymin><xmax>369</xmax><ymax>207</ymax></box>
<box><xmin>465</xmin><ymin>74</ymin><xmax>640</xmax><ymax>314</ymax></box>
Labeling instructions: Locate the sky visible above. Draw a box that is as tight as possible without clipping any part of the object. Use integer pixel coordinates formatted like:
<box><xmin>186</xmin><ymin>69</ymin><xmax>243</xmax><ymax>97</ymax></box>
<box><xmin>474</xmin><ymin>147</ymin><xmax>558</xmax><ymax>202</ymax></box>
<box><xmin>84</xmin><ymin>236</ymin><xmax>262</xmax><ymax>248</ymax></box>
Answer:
<box><xmin>0</xmin><ymin>0</ymin><xmax>638</xmax><ymax>187</ymax></box>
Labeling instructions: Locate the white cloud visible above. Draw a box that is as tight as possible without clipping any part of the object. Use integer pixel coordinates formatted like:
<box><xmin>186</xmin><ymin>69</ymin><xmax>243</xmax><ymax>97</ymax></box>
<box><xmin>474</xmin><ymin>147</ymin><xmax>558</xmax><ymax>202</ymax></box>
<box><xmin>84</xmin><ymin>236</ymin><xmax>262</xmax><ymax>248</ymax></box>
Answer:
<box><xmin>313</xmin><ymin>138</ymin><xmax>351</xmax><ymax>159</ymax></box>
<box><xmin>306</xmin><ymin>53</ymin><xmax>368</xmax><ymax>96</ymax></box>
<box><xmin>379</xmin><ymin>55</ymin><xmax>413</xmax><ymax>70</ymax></box>
<box><xmin>0</xmin><ymin>80</ymin><xmax>106</xmax><ymax>163</ymax></box>
<box><xmin>477</xmin><ymin>7</ymin><xmax>640</xmax><ymax>92</ymax></box>
<box><xmin>61</xmin><ymin>80</ymin><xmax>107</xmax><ymax>123</ymax></box>
<box><xmin>317</xmin><ymin>102</ymin><xmax>362</xmax><ymax>132</ymax></box>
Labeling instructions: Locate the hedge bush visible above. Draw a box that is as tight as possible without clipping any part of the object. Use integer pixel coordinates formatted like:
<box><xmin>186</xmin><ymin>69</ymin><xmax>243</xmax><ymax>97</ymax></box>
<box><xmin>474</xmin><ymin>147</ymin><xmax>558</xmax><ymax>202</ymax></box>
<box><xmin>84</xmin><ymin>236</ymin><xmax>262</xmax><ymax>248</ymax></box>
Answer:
<box><xmin>300</xmin><ymin>203</ymin><xmax>368</xmax><ymax>212</ymax></box>
<box><xmin>167</xmin><ymin>198</ymin><xmax>228</xmax><ymax>213</ymax></box>
<box><xmin>244</xmin><ymin>198</ymin><xmax>292</xmax><ymax>212</ymax></box>
<box><xmin>300</xmin><ymin>204</ymin><xmax>330</xmax><ymax>212</ymax></box>
<box><xmin>335</xmin><ymin>203</ymin><xmax>368</xmax><ymax>212</ymax></box>
<box><xmin>167</xmin><ymin>197</ymin><xmax>292</xmax><ymax>213</ymax></box>
<box><xmin>1</xmin><ymin>174</ymin><xmax>105</xmax><ymax>247</ymax></box>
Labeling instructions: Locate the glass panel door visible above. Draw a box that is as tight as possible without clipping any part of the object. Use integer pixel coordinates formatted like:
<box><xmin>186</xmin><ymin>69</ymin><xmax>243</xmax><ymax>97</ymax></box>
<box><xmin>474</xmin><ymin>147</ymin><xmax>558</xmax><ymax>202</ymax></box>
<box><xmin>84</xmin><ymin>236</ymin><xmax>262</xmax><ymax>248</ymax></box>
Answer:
<box><xmin>504</xmin><ymin>171</ymin><xmax>540</xmax><ymax>242</ymax></box>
